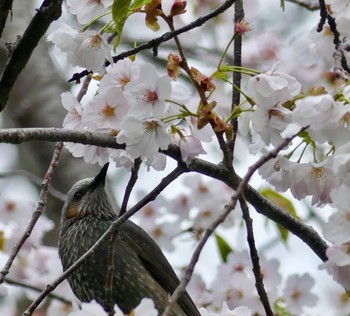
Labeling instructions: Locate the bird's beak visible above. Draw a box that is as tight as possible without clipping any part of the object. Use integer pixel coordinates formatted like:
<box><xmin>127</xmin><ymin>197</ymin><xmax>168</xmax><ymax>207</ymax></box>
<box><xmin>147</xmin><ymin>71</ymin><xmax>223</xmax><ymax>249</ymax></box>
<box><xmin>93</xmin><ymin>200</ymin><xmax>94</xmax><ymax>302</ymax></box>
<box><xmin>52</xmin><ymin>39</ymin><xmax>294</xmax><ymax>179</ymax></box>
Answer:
<box><xmin>90</xmin><ymin>162</ymin><xmax>109</xmax><ymax>190</ymax></box>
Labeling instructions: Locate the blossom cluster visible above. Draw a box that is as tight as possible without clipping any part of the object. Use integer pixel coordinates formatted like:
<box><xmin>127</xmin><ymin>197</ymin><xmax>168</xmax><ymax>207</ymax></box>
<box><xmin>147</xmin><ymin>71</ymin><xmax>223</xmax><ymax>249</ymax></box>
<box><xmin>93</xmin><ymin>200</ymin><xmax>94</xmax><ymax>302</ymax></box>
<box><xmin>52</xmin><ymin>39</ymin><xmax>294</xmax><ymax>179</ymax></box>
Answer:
<box><xmin>237</xmin><ymin>65</ymin><xmax>350</xmax><ymax>289</ymax></box>
<box><xmin>0</xmin><ymin>195</ymin><xmax>75</xmax><ymax>313</ymax></box>
<box><xmin>189</xmin><ymin>250</ymin><xmax>318</xmax><ymax>315</ymax></box>
<box><xmin>233</xmin><ymin>0</ymin><xmax>350</xmax><ymax>291</ymax></box>
<box><xmin>58</xmin><ymin>58</ymin><xmax>213</xmax><ymax>170</ymax></box>
<box><xmin>133</xmin><ymin>175</ymin><xmax>239</xmax><ymax>250</ymax></box>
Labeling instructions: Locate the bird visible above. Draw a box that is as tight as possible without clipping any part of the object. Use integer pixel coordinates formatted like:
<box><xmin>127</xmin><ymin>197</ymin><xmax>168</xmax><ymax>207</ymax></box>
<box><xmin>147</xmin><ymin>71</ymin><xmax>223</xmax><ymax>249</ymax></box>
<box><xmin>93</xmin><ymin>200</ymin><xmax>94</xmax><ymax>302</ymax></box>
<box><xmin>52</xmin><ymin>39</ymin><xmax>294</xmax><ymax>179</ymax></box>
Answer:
<box><xmin>58</xmin><ymin>162</ymin><xmax>201</xmax><ymax>316</ymax></box>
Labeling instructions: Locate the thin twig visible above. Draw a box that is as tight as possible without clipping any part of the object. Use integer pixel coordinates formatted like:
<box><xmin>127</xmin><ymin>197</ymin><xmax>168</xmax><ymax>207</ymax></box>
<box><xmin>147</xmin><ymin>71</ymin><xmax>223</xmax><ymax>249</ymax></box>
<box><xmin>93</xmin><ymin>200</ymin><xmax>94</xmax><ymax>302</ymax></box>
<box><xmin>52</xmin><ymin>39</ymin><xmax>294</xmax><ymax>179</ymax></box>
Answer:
<box><xmin>76</xmin><ymin>74</ymin><xmax>92</xmax><ymax>102</ymax></box>
<box><xmin>162</xmin><ymin>14</ymin><xmax>235</xmax><ymax>173</ymax></box>
<box><xmin>0</xmin><ymin>142</ymin><xmax>63</xmax><ymax>284</ymax></box>
<box><xmin>228</xmin><ymin>0</ymin><xmax>244</xmax><ymax>156</ymax></box>
<box><xmin>0</xmin><ymin>127</ymin><xmax>329</xmax><ymax>261</ymax></box>
<box><xmin>119</xmin><ymin>158</ymin><xmax>142</xmax><ymax>217</ymax></box>
<box><xmin>68</xmin><ymin>0</ymin><xmax>237</xmax><ymax>83</ymax></box>
<box><xmin>314</xmin><ymin>0</ymin><xmax>350</xmax><ymax>74</ymax></box>
<box><xmin>317</xmin><ymin>0</ymin><xmax>327</xmax><ymax>32</ymax></box>
<box><xmin>162</xmin><ymin>14</ymin><xmax>208</xmax><ymax>107</ymax></box>
<box><xmin>0</xmin><ymin>169</ymin><xmax>66</xmax><ymax>201</ymax></box>
<box><xmin>23</xmin><ymin>165</ymin><xmax>186</xmax><ymax>316</ymax></box>
<box><xmin>0</xmin><ymin>0</ymin><xmax>63</xmax><ymax>111</ymax></box>
<box><xmin>239</xmin><ymin>197</ymin><xmax>273</xmax><ymax>316</ymax></box>
<box><xmin>5</xmin><ymin>277</ymin><xmax>72</xmax><ymax>305</ymax></box>
<box><xmin>161</xmin><ymin>128</ymin><xmax>305</xmax><ymax>316</ymax></box>
<box><xmin>285</xmin><ymin>0</ymin><xmax>319</xmax><ymax>11</ymax></box>
<box><xmin>105</xmin><ymin>228</ymin><xmax>117</xmax><ymax>316</ymax></box>
<box><xmin>105</xmin><ymin>157</ymin><xmax>142</xmax><ymax>314</ymax></box>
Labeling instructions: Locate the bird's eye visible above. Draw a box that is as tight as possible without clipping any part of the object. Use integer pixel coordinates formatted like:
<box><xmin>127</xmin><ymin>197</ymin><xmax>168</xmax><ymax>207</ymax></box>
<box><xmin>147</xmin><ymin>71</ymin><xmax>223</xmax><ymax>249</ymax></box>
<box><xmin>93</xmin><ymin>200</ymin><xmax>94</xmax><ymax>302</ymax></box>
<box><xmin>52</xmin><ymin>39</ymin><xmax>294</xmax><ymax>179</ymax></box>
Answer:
<box><xmin>73</xmin><ymin>191</ymin><xmax>83</xmax><ymax>201</ymax></box>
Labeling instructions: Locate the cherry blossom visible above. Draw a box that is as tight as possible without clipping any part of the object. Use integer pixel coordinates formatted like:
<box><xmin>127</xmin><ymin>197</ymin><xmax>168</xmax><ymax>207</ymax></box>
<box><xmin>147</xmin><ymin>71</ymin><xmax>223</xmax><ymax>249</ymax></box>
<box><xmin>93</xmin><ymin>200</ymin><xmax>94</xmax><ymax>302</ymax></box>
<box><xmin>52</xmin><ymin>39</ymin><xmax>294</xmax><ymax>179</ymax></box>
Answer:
<box><xmin>182</xmin><ymin>175</ymin><xmax>238</xmax><ymax>231</ymax></box>
<box><xmin>66</xmin><ymin>0</ymin><xmax>113</xmax><ymax>25</ymax></box>
<box><xmin>200</xmin><ymin>303</ymin><xmax>252</xmax><ymax>316</ymax></box>
<box><xmin>320</xmin><ymin>260</ymin><xmax>350</xmax><ymax>289</ymax></box>
<box><xmin>111</xmin><ymin>149</ymin><xmax>134</xmax><ymax>170</ymax></box>
<box><xmin>323</xmin><ymin>210</ymin><xmax>350</xmax><ymax>245</ymax></box>
<box><xmin>83</xmin><ymin>87</ymin><xmax>130</xmax><ymax>131</ymax></box>
<box><xmin>0</xmin><ymin>196</ymin><xmax>54</xmax><ymax>253</ymax></box>
<box><xmin>99</xmin><ymin>59</ymin><xmax>141</xmax><ymax>93</ymax></box>
<box><xmin>116</xmin><ymin>115</ymin><xmax>171</xmax><ymax>162</ymax></box>
<box><xmin>187</xmin><ymin>273</ymin><xmax>212</xmax><ymax>308</ymax></box>
<box><xmin>176</xmin><ymin>116</ymin><xmax>214</xmax><ymax>163</ymax></box>
<box><xmin>125</xmin><ymin>63</ymin><xmax>172</xmax><ymax>118</ymax></box>
<box><xmin>131</xmin><ymin>297</ymin><xmax>159</xmax><ymax>316</ymax></box>
<box><xmin>258</xmin><ymin>155</ymin><xmax>296</xmax><ymax>192</ymax></box>
<box><xmin>68</xmin><ymin>298</ymin><xmax>158</xmax><ymax>316</ymax></box>
<box><xmin>282</xmin><ymin>274</ymin><xmax>318</xmax><ymax>315</ymax></box>
<box><xmin>133</xmin><ymin>193</ymin><xmax>180</xmax><ymax>251</ymax></box>
<box><xmin>246</xmin><ymin>70</ymin><xmax>301</xmax><ymax>108</ymax></box>
<box><xmin>48</xmin><ymin>23</ymin><xmax>112</xmax><ymax>72</ymax></box>
<box><xmin>290</xmin><ymin>160</ymin><xmax>340</xmax><ymax>206</ymax></box>
<box><xmin>21</xmin><ymin>246</ymin><xmax>75</xmax><ymax>301</ymax></box>
<box><xmin>61</xmin><ymin>92</ymin><xmax>84</xmax><ymax>129</ymax></box>
<box><xmin>65</xmin><ymin>140</ymin><xmax>113</xmax><ymax>166</ymax></box>
<box><xmin>68</xmin><ymin>300</ymin><xmax>108</xmax><ymax>316</ymax></box>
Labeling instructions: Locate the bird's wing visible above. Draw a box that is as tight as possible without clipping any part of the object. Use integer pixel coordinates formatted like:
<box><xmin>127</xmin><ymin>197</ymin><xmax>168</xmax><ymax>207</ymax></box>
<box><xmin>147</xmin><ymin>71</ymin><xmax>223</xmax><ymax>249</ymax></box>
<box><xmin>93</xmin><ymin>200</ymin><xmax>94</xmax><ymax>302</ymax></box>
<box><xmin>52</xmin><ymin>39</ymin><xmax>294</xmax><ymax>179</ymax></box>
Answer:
<box><xmin>120</xmin><ymin>220</ymin><xmax>201</xmax><ymax>316</ymax></box>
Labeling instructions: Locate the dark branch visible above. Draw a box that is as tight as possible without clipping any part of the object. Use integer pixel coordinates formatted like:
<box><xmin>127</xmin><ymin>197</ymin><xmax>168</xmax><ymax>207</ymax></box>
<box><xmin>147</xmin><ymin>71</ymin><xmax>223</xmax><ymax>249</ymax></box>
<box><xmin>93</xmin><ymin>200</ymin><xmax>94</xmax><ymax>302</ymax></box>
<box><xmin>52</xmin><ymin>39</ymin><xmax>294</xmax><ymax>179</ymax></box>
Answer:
<box><xmin>0</xmin><ymin>142</ymin><xmax>63</xmax><ymax>284</ymax></box>
<box><xmin>0</xmin><ymin>127</ymin><xmax>328</xmax><ymax>262</ymax></box>
<box><xmin>240</xmin><ymin>197</ymin><xmax>273</xmax><ymax>316</ymax></box>
<box><xmin>317</xmin><ymin>0</ymin><xmax>327</xmax><ymax>32</ymax></box>
<box><xmin>0</xmin><ymin>128</ymin><xmax>124</xmax><ymax>149</ymax></box>
<box><xmin>228</xmin><ymin>0</ymin><xmax>244</xmax><ymax>156</ymax></box>
<box><xmin>0</xmin><ymin>0</ymin><xmax>13</xmax><ymax>38</ymax></box>
<box><xmin>69</xmin><ymin>0</ymin><xmax>237</xmax><ymax>83</ymax></box>
<box><xmin>285</xmin><ymin>0</ymin><xmax>319</xmax><ymax>11</ymax></box>
<box><xmin>0</xmin><ymin>169</ymin><xmax>66</xmax><ymax>201</ymax></box>
<box><xmin>5</xmin><ymin>277</ymin><xmax>72</xmax><ymax>305</ymax></box>
<box><xmin>119</xmin><ymin>158</ymin><xmax>142</xmax><ymax>217</ymax></box>
<box><xmin>0</xmin><ymin>0</ymin><xmax>63</xmax><ymax>111</ymax></box>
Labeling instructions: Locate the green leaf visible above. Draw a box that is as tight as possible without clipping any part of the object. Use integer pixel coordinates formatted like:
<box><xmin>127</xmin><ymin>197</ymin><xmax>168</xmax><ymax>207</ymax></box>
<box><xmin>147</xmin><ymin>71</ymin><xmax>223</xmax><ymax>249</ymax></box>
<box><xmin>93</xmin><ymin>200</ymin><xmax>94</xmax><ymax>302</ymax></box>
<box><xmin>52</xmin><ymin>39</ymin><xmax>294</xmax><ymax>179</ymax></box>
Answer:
<box><xmin>260</xmin><ymin>188</ymin><xmax>300</xmax><ymax>243</ymax></box>
<box><xmin>212</xmin><ymin>70</ymin><xmax>228</xmax><ymax>80</ymax></box>
<box><xmin>132</xmin><ymin>0</ymin><xmax>153</xmax><ymax>9</ymax></box>
<box><xmin>112</xmin><ymin>0</ymin><xmax>132</xmax><ymax>50</ymax></box>
<box><xmin>215</xmin><ymin>233</ymin><xmax>233</xmax><ymax>263</ymax></box>
<box><xmin>274</xmin><ymin>298</ymin><xmax>293</xmax><ymax>316</ymax></box>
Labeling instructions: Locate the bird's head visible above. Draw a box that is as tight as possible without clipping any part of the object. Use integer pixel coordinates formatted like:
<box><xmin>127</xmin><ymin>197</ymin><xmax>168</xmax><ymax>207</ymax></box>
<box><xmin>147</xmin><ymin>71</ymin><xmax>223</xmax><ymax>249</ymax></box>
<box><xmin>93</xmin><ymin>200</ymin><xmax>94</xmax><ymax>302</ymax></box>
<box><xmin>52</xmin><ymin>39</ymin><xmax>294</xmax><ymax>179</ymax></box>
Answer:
<box><xmin>60</xmin><ymin>163</ymin><xmax>117</xmax><ymax>225</ymax></box>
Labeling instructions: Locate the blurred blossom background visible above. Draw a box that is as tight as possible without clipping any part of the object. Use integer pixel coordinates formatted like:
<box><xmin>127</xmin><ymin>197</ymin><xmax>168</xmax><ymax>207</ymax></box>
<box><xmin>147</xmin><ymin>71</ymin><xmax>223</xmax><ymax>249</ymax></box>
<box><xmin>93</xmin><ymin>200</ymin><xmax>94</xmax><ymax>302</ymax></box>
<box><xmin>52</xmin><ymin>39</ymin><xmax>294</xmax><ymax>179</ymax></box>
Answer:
<box><xmin>0</xmin><ymin>0</ymin><xmax>349</xmax><ymax>315</ymax></box>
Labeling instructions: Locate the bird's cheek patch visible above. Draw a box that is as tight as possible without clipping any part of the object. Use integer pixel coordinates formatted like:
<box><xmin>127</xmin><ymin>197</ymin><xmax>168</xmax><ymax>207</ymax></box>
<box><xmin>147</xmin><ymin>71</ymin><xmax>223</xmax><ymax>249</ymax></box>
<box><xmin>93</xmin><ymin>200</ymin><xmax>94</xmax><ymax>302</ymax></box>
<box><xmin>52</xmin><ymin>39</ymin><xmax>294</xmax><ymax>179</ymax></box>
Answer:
<box><xmin>66</xmin><ymin>202</ymin><xmax>79</xmax><ymax>219</ymax></box>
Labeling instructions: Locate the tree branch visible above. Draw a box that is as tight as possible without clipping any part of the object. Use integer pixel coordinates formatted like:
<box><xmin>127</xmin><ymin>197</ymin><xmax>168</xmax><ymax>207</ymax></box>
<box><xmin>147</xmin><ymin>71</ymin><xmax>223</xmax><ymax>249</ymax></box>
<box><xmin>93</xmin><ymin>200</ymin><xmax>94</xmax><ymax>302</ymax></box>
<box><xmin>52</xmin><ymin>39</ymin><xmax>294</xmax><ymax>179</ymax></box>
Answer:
<box><xmin>285</xmin><ymin>0</ymin><xmax>319</xmax><ymax>11</ymax></box>
<box><xmin>0</xmin><ymin>0</ymin><xmax>63</xmax><ymax>111</ymax></box>
<box><xmin>240</xmin><ymin>197</ymin><xmax>273</xmax><ymax>315</ymax></box>
<box><xmin>119</xmin><ymin>158</ymin><xmax>142</xmax><ymax>217</ymax></box>
<box><xmin>0</xmin><ymin>169</ymin><xmax>66</xmax><ymax>201</ymax></box>
<box><xmin>0</xmin><ymin>128</ymin><xmax>123</xmax><ymax>148</ymax></box>
<box><xmin>0</xmin><ymin>127</ymin><xmax>328</xmax><ymax>262</ymax></box>
<box><xmin>68</xmin><ymin>0</ymin><xmax>237</xmax><ymax>83</ymax></box>
<box><xmin>0</xmin><ymin>142</ymin><xmax>63</xmax><ymax>284</ymax></box>
<box><xmin>0</xmin><ymin>0</ymin><xmax>13</xmax><ymax>38</ymax></box>
<box><xmin>5</xmin><ymin>277</ymin><xmax>72</xmax><ymax>305</ymax></box>
<box><xmin>228</xmin><ymin>0</ymin><xmax>244</xmax><ymax>156</ymax></box>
